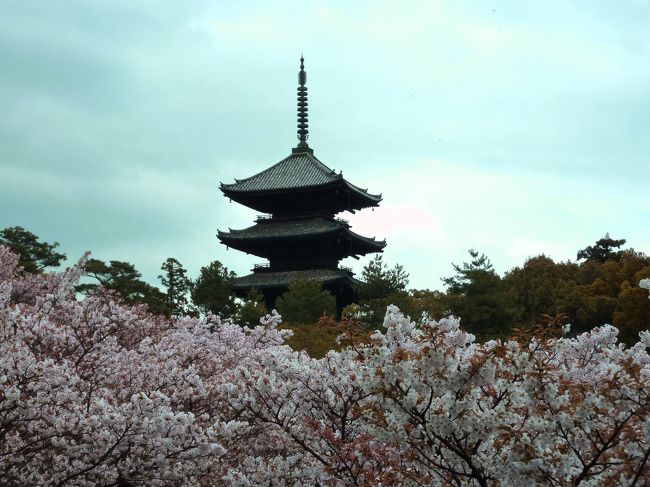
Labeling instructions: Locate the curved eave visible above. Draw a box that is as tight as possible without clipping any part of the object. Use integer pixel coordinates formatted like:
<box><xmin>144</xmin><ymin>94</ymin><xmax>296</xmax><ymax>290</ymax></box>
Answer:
<box><xmin>219</xmin><ymin>150</ymin><xmax>381</xmax><ymax>209</ymax></box>
<box><xmin>217</xmin><ymin>224</ymin><xmax>384</xmax><ymax>247</ymax></box>
<box><xmin>218</xmin><ymin>227</ymin><xmax>385</xmax><ymax>260</ymax></box>
<box><xmin>217</xmin><ymin>219</ymin><xmax>345</xmax><ymax>242</ymax></box>
<box><xmin>221</xmin><ymin>176</ymin><xmax>340</xmax><ymax>196</ymax></box>
<box><xmin>220</xmin><ymin>152</ymin><xmax>340</xmax><ymax>193</ymax></box>
<box><xmin>217</xmin><ymin>229</ymin><xmax>341</xmax><ymax>245</ymax></box>
<box><xmin>232</xmin><ymin>269</ymin><xmax>359</xmax><ymax>291</ymax></box>
<box><xmin>221</xmin><ymin>177</ymin><xmax>381</xmax><ymax>210</ymax></box>
<box><xmin>346</xmin><ymin>228</ymin><xmax>386</xmax><ymax>254</ymax></box>
<box><xmin>341</xmin><ymin>179</ymin><xmax>382</xmax><ymax>204</ymax></box>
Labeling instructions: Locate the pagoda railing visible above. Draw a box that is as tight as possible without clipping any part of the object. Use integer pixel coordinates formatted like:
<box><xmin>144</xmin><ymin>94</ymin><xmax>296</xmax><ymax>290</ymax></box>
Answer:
<box><xmin>258</xmin><ymin>212</ymin><xmax>338</xmax><ymax>221</ymax></box>
<box><xmin>253</xmin><ymin>261</ymin><xmax>354</xmax><ymax>274</ymax></box>
<box><xmin>255</xmin><ymin>213</ymin><xmax>350</xmax><ymax>227</ymax></box>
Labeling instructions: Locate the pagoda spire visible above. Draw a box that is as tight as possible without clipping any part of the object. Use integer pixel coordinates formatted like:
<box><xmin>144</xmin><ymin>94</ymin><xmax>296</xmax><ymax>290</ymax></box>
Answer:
<box><xmin>294</xmin><ymin>55</ymin><xmax>311</xmax><ymax>153</ymax></box>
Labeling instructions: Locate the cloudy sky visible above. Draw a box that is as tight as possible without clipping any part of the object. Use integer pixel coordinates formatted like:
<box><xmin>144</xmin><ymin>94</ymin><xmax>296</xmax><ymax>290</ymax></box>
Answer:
<box><xmin>2</xmin><ymin>1</ymin><xmax>649</xmax><ymax>290</ymax></box>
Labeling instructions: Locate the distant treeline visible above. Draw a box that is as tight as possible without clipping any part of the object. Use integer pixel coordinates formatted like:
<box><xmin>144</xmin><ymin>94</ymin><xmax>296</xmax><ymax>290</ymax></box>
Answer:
<box><xmin>2</xmin><ymin>227</ymin><xmax>649</xmax><ymax>355</ymax></box>
<box><xmin>356</xmin><ymin>235</ymin><xmax>650</xmax><ymax>347</ymax></box>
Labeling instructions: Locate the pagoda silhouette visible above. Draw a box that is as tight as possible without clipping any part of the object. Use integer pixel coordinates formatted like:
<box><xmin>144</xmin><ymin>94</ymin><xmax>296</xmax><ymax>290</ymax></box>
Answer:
<box><xmin>218</xmin><ymin>57</ymin><xmax>385</xmax><ymax>312</ymax></box>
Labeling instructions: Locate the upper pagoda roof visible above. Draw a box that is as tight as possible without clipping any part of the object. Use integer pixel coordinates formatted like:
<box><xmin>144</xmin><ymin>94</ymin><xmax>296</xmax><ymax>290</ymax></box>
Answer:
<box><xmin>220</xmin><ymin>57</ymin><xmax>382</xmax><ymax>215</ymax></box>
<box><xmin>220</xmin><ymin>151</ymin><xmax>381</xmax><ymax>204</ymax></box>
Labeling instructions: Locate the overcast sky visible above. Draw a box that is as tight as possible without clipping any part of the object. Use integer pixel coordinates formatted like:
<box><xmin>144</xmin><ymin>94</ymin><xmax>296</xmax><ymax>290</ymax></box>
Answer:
<box><xmin>2</xmin><ymin>1</ymin><xmax>649</xmax><ymax>291</ymax></box>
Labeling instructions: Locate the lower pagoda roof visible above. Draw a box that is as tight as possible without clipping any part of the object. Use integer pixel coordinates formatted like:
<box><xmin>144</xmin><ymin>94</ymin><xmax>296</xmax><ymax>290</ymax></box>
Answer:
<box><xmin>233</xmin><ymin>268</ymin><xmax>362</xmax><ymax>291</ymax></box>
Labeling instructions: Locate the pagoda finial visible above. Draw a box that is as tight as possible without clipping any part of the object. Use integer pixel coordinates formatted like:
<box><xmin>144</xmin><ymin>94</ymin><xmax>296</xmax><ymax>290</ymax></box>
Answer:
<box><xmin>294</xmin><ymin>55</ymin><xmax>310</xmax><ymax>152</ymax></box>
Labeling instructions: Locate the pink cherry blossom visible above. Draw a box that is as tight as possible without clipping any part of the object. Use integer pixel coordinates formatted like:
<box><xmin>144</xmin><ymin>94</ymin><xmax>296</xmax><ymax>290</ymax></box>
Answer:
<box><xmin>2</xmin><ymin>245</ymin><xmax>649</xmax><ymax>485</ymax></box>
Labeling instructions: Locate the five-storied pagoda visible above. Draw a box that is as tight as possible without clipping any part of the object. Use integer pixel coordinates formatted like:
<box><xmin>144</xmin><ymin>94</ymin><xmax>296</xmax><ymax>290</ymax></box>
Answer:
<box><xmin>218</xmin><ymin>57</ymin><xmax>385</xmax><ymax>312</ymax></box>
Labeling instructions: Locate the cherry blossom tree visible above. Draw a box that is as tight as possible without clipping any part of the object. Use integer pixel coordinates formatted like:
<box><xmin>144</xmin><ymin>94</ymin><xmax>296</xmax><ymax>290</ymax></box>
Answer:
<box><xmin>2</xmin><ymin>244</ymin><xmax>650</xmax><ymax>485</ymax></box>
<box><xmin>0</xmin><ymin>245</ymin><xmax>289</xmax><ymax>485</ymax></box>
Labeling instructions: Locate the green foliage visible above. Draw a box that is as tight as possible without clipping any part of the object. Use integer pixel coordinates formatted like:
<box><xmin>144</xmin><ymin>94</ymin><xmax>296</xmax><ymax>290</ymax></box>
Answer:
<box><xmin>360</xmin><ymin>255</ymin><xmax>409</xmax><ymax>298</ymax></box>
<box><xmin>191</xmin><ymin>260</ymin><xmax>237</xmax><ymax>319</ymax></box>
<box><xmin>408</xmin><ymin>289</ymin><xmax>447</xmax><ymax>322</ymax></box>
<box><xmin>577</xmin><ymin>233</ymin><xmax>627</xmax><ymax>263</ymax></box>
<box><xmin>280</xmin><ymin>316</ymin><xmax>341</xmax><ymax>358</ymax></box>
<box><xmin>613</xmin><ymin>278</ymin><xmax>650</xmax><ymax>345</ymax></box>
<box><xmin>441</xmin><ymin>249</ymin><xmax>494</xmax><ymax>293</ymax></box>
<box><xmin>356</xmin><ymin>255</ymin><xmax>410</xmax><ymax>328</ymax></box>
<box><xmin>503</xmin><ymin>255</ymin><xmax>579</xmax><ymax>327</ymax></box>
<box><xmin>275</xmin><ymin>279</ymin><xmax>336</xmax><ymax>325</ymax></box>
<box><xmin>0</xmin><ymin>226</ymin><xmax>66</xmax><ymax>273</ymax></box>
<box><xmin>582</xmin><ymin>251</ymin><xmax>650</xmax><ymax>342</ymax></box>
<box><xmin>80</xmin><ymin>259</ymin><xmax>143</xmax><ymax>297</ymax></box>
<box><xmin>441</xmin><ymin>250</ymin><xmax>514</xmax><ymax>340</ymax></box>
<box><xmin>5</xmin><ymin>226</ymin><xmax>649</xmax><ymax>348</ymax></box>
<box><xmin>159</xmin><ymin>257</ymin><xmax>192</xmax><ymax>316</ymax></box>
<box><xmin>78</xmin><ymin>258</ymin><xmax>168</xmax><ymax>314</ymax></box>
<box><xmin>502</xmin><ymin>248</ymin><xmax>650</xmax><ymax>343</ymax></box>
<box><xmin>235</xmin><ymin>288</ymin><xmax>268</xmax><ymax>328</ymax></box>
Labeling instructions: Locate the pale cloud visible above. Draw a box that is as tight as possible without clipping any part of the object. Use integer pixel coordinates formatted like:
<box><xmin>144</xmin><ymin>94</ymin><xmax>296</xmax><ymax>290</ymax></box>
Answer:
<box><xmin>342</xmin><ymin>155</ymin><xmax>649</xmax><ymax>288</ymax></box>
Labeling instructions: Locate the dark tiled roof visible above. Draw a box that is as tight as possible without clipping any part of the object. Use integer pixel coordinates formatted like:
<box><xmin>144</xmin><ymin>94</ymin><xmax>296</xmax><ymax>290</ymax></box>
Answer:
<box><xmin>219</xmin><ymin>217</ymin><xmax>342</xmax><ymax>240</ymax></box>
<box><xmin>221</xmin><ymin>151</ymin><xmax>381</xmax><ymax>202</ymax></box>
<box><xmin>234</xmin><ymin>268</ymin><xmax>361</xmax><ymax>290</ymax></box>
<box><xmin>218</xmin><ymin>217</ymin><xmax>386</xmax><ymax>253</ymax></box>
<box><xmin>347</xmin><ymin>229</ymin><xmax>387</xmax><ymax>249</ymax></box>
<box><xmin>222</xmin><ymin>152</ymin><xmax>339</xmax><ymax>192</ymax></box>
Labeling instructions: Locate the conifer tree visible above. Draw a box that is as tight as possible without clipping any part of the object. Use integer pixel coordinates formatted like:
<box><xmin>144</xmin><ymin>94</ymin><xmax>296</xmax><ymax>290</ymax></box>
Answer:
<box><xmin>0</xmin><ymin>226</ymin><xmax>66</xmax><ymax>273</ymax></box>
<box><xmin>577</xmin><ymin>233</ymin><xmax>627</xmax><ymax>263</ymax></box>
<box><xmin>159</xmin><ymin>257</ymin><xmax>192</xmax><ymax>316</ymax></box>
<box><xmin>191</xmin><ymin>260</ymin><xmax>237</xmax><ymax>319</ymax></box>
<box><xmin>276</xmin><ymin>279</ymin><xmax>336</xmax><ymax>324</ymax></box>
<box><xmin>79</xmin><ymin>258</ymin><xmax>168</xmax><ymax>314</ymax></box>
<box><xmin>356</xmin><ymin>255</ymin><xmax>411</xmax><ymax>328</ymax></box>
<box><xmin>442</xmin><ymin>249</ymin><xmax>514</xmax><ymax>339</ymax></box>
<box><xmin>236</xmin><ymin>288</ymin><xmax>268</xmax><ymax>328</ymax></box>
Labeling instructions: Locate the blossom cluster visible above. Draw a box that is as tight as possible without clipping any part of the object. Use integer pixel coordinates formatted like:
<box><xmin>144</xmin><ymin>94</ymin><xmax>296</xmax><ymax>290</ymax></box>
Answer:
<box><xmin>1</xmin><ymin>246</ymin><xmax>649</xmax><ymax>485</ymax></box>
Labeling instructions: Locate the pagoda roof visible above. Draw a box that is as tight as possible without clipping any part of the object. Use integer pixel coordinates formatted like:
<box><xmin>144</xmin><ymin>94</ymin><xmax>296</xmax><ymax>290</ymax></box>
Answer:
<box><xmin>220</xmin><ymin>151</ymin><xmax>381</xmax><ymax>203</ymax></box>
<box><xmin>220</xmin><ymin>217</ymin><xmax>340</xmax><ymax>239</ymax></box>
<box><xmin>233</xmin><ymin>268</ymin><xmax>362</xmax><ymax>290</ymax></box>
<box><xmin>218</xmin><ymin>217</ymin><xmax>386</xmax><ymax>253</ymax></box>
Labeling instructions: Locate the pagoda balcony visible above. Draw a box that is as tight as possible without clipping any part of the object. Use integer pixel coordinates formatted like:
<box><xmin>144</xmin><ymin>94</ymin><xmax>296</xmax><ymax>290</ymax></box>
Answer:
<box><xmin>252</xmin><ymin>259</ymin><xmax>353</xmax><ymax>274</ymax></box>
<box><xmin>255</xmin><ymin>211</ymin><xmax>340</xmax><ymax>222</ymax></box>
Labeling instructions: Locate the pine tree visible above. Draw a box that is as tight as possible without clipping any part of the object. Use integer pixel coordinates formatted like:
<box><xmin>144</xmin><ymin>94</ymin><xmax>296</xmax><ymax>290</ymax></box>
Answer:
<box><xmin>356</xmin><ymin>255</ymin><xmax>411</xmax><ymax>329</ymax></box>
<box><xmin>0</xmin><ymin>226</ymin><xmax>66</xmax><ymax>273</ymax></box>
<box><xmin>577</xmin><ymin>233</ymin><xmax>627</xmax><ymax>263</ymax></box>
<box><xmin>78</xmin><ymin>258</ymin><xmax>168</xmax><ymax>314</ymax></box>
<box><xmin>236</xmin><ymin>288</ymin><xmax>268</xmax><ymax>328</ymax></box>
<box><xmin>276</xmin><ymin>279</ymin><xmax>336</xmax><ymax>324</ymax></box>
<box><xmin>442</xmin><ymin>249</ymin><xmax>514</xmax><ymax>339</ymax></box>
<box><xmin>159</xmin><ymin>258</ymin><xmax>192</xmax><ymax>316</ymax></box>
<box><xmin>191</xmin><ymin>261</ymin><xmax>237</xmax><ymax>319</ymax></box>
